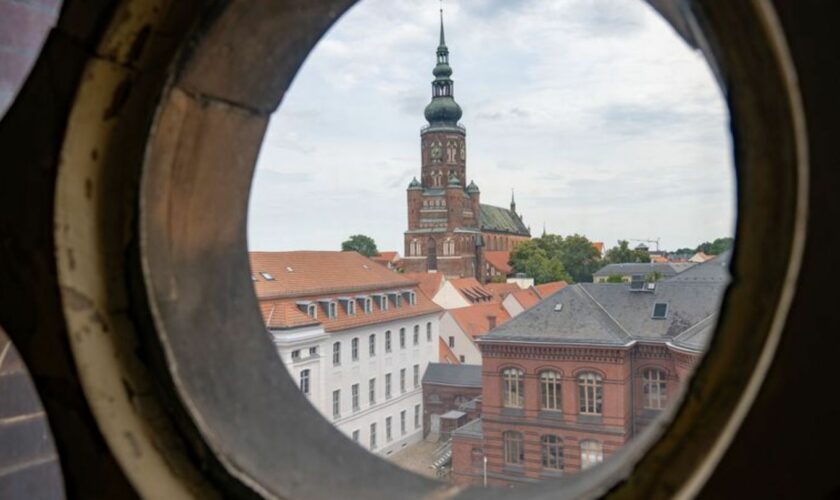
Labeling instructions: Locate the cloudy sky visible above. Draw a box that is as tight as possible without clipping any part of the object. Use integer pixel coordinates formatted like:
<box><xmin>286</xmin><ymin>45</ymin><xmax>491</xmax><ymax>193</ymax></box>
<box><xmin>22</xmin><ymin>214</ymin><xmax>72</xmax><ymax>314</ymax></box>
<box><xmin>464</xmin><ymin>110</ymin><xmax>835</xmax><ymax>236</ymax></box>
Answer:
<box><xmin>247</xmin><ymin>0</ymin><xmax>735</xmax><ymax>253</ymax></box>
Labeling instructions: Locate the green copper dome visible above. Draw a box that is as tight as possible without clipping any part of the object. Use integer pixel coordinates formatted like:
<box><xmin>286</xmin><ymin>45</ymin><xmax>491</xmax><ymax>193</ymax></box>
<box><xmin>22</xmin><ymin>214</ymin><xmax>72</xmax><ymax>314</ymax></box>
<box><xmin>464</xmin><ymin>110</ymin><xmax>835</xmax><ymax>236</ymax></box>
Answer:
<box><xmin>466</xmin><ymin>180</ymin><xmax>480</xmax><ymax>193</ymax></box>
<box><xmin>423</xmin><ymin>9</ymin><xmax>463</xmax><ymax>128</ymax></box>
<box><xmin>448</xmin><ymin>173</ymin><xmax>461</xmax><ymax>186</ymax></box>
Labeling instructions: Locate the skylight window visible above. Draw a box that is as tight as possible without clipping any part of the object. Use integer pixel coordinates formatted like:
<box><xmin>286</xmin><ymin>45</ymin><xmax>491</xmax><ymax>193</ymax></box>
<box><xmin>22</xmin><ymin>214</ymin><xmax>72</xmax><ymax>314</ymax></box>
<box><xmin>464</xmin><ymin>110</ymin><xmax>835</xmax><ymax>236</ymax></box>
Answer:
<box><xmin>554</xmin><ymin>303</ymin><xmax>563</xmax><ymax>312</ymax></box>
<box><xmin>260</xmin><ymin>272</ymin><xmax>274</xmax><ymax>280</ymax></box>
<box><xmin>652</xmin><ymin>303</ymin><xmax>668</xmax><ymax>319</ymax></box>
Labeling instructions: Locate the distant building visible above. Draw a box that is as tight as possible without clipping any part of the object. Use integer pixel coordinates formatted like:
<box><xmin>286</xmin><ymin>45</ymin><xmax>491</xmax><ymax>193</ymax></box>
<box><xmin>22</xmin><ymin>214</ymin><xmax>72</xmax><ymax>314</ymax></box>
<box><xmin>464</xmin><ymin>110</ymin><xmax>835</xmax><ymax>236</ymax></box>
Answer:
<box><xmin>592</xmin><ymin>261</ymin><xmax>695</xmax><ymax>283</ymax></box>
<box><xmin>689</xmin><ymin>251</ymin><xmax>714</xmax><ymax>263</ymax></box>
<box><xmin>403</xmin><ymin>12</ymin><xmax>529</xmax><ymax>280</ymax></box>
<box><xmin>371</xmin><ymin>251</ymin><xmax>401</xmax><ymax>270</ymax></box>
<box><xmin>251</xmin><ymin>251</ymin><xmax>442</xmax><ymax>456</ymax></box>
<box><xmin>450</xmin><ymin>252</ymin><xmax>730</xmax><ymax>486</ymax></box>
<box><xmin>483</xmin><ymin>250</ymin><xmax>513</xmax><ymax>281</ymax></box>
<box><xmin>422</xmin><ymin>363</ymin><xmax>483</xmax><ymax>440</ymax></box>
<box><xmin>440</xmin><ymin>302</ymin><xmax>511</xmax><ymax>364</ymax></box>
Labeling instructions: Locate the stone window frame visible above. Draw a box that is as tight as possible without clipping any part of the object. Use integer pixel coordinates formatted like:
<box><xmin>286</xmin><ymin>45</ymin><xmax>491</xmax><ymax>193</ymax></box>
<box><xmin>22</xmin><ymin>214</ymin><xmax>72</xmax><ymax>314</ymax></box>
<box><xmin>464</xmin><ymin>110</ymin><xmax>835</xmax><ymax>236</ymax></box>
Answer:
<box><xmin>539</xmin><ymin>370</ymin><xmax>562</xmax><ymax>412</ymax></box>
<box><xmin>577</xmin><ymin>371</ymin><xmax>604</xmax><ymax>415</ymax></box>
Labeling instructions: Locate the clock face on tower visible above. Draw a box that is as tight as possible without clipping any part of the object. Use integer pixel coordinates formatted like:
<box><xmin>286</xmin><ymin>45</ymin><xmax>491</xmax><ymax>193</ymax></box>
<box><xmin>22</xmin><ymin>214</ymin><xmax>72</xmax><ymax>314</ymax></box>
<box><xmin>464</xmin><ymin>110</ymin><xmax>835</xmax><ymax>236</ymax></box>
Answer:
<box><xmin>431</xmin><ymin>144</ymin><xmax>442</xmax><ymax>160</ymax></box>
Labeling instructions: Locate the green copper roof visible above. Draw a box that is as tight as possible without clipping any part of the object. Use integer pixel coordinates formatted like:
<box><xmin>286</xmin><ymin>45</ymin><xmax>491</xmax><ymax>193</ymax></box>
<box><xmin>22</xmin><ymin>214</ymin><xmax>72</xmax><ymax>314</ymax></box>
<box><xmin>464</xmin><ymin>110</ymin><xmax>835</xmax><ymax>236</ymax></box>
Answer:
<box><xmin>479</xmin><ymin>204</ymin><xmax>530</xmax><ymax>236</ymax></box>
<box><xmin>423</xmin><ymin>7</ymin><xmax>462</xmax><ymax>128</ymax></box>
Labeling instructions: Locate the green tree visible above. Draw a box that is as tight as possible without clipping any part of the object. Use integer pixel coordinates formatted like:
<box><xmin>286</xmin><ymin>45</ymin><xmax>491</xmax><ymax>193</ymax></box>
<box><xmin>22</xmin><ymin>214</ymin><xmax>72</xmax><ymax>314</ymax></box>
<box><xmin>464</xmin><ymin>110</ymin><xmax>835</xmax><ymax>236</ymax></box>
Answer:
<box><xmin>509</xmin><ymin>240</ymin><xmax>571</xmax><ymax>285</ymax></box>
<box><xmin>645</xmin><ymin>271</ymin><xmax>664</xmax><ymax>282</ymax></box>
<box><xmin>606</xmin><ymin>274</ymin><xmax>625</xmax><ymax>283</ymax></box>
<box><xmin>341</xmin><ymin>234</ymin><xmax>379</xmax><ymax>257</ymax></box>
<box><xmin>558</xmin><ymin>233</ymin><xmax>602</xmax><ymax>283</ymax></box>
<box><xmin>696</xmin><ymin>237</ymin><xmax>733</xmax><ymax>255</ymax></box>
<box><xmin>605</xmin><ymin>240</ymin><xmax>649</xmax><ymax>264</ymax></box>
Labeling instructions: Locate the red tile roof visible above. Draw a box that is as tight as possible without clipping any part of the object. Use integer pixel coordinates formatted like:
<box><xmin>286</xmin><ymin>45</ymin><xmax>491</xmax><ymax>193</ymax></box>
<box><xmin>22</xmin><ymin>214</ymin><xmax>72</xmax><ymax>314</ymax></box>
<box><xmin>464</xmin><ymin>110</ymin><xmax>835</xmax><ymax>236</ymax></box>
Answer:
<box><xmin>251</xmin><ymin>251</ymin><xmax>442</xmax><ymax>332</ymax></box>
<box><xmin>371</xmin><ymin>251</ymin><xmax>399</xmax><ymax>267</ymax></box>
<box><xmin>449</xmin><ymin>302</ymin><xmax>511</xmax><ymax>339</ymax></box>
<box><xmin>439</xmin><ymin>337</ymin><xmax>460</xmax><ymax>364</ymax></box>
<box><xmin>534</xmin><ymin>281</ymin><xmax>567</xmax><ymax>299</ymax></box>
<box><xmin>251</xmin><ymin>251</ymin><xmax>415</xmax><ymax>299</ymax></box>
<box><xmin>484</xmin><ymin>282</ymin><xmax>520</xmax><ymax>301</ymax></box>
<box><xmin>484</xmin><ymin>251</ymin><xmax>512</xmax><ymax>274</ymax></box>
<box><xmin>508</xmin><ymin>287</ymin><xmax>542</xmax><ymax>310</ymax></box>
<box><xmin>593</xmin><ymin>242</ymin><xmax>605</xmax><ymax>254</ymax></box>
<box><xmin>402</xmin><ymin>272</ymin><xmax>445</xmax><ymax>300</ymax></box>
<box><xmin>449</xmin><ymin>278</ymin><xmax>495</xmax><ymax>303</ymax></box>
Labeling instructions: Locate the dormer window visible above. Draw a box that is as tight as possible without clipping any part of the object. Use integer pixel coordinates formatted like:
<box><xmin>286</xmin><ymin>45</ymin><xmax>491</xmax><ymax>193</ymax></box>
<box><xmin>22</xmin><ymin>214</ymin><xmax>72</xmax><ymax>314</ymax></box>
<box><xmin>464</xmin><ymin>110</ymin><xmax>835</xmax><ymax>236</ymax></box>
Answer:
<box><xmin>260</xmin><ymin>272</ymin><xmax>274</xmax><ymax>280</ymax></box>
<box><xmin>307</xmin><ymin>304</ymin><xmax>317</xmax><ymax>319</ymax></box>
<box><xmin>328</xmin><ymin>301</ymin><xmax>337</xmax><ymax>319</ymax></box>
<box><xmin>358</xmin><ymin>296</ymin><xmax>372</xmax><ymax>314</ymax></box>
<box><xmin>346</xmin><ymin>299</ymin><xmax>356</xmax><ymax>316</ymax></box>
<box><xmin>374</xmin><ymin>294</ymin><xmax>388</xmax><ymax>311</ymax></box>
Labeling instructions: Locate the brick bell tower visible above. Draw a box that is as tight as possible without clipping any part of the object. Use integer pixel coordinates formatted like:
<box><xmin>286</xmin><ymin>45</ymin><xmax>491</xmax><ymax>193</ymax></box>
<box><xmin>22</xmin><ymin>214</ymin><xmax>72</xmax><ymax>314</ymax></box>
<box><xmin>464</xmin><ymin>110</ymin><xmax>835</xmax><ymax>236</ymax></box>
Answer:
<box><xmin>404</xmin><ymin>8</ymin><xmax>483</xmax><ymax>279</ymax></box>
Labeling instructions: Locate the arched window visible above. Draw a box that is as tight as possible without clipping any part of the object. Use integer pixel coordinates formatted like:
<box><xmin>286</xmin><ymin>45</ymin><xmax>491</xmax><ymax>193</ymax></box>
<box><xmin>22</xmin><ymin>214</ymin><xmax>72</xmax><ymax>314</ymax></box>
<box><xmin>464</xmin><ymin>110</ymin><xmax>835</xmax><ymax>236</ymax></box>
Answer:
<box><xmin>502</xmin><ymin>431</ymin><xmax>524</xmax><ymax>465</ymax></box>
<box><xmin>410</xmin><ymin>239</ymin><xmax>422</xmax><ymax>257</ymax></box>
<box><xmin>502</xmin><ymin>368</ymin><xmax>524</xmax><ymax>408</ymax></box>
<box><xmin>578</xmin><ymin>372</ymin><xmax>603</xmax><ymax>415</ymax></box>
<box><xmin>643</xmin><ymin>368</ymin><xmax>667</xmax><ymax>409</ymax></box>
<box><xmin>580</xmin><ymin>440</ymin><xmax>603</xmax><ymax>470</ymax></box>
<box><xmin>443</xmin><ymin>238</ymin><xmax>455</xmax><ymax>256</ymax></box>
<box><xmin>351</xmin><ymin>337</ymin><xmax>359</xmax><ymax>361</ymax></box>
<box><xmin>540</xmin><ymin>435</ymin><xmax>563</xmax><ymax>470</ymax></box>
<box><xmin>540</xmin><ymin>371</ymin><xmax>561</xmax><ymax>411</ymax></box>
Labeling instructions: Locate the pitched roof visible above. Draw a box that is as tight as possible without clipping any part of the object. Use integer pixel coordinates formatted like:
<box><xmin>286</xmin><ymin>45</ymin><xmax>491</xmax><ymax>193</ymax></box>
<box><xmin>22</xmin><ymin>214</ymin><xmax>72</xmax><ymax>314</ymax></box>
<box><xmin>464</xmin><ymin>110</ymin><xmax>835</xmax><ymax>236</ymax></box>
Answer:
<box><xmin>422</xmin><ymin>363</ymin><xmax>482</xmax><ymax>387</ymax></box>
<box><xmin>449</xmin><ymin>277</ymin><xmax>495</xmax><ymax>303</ymax></box>
<box><xmin>667</xmin><ymin>250</ymin><xmax>731</xmax><ymax>283</ymax></box>
<box><xmin>592</xmin><ymin>242</ymin><xmax>605</xmax><ymax>254</ymax></box>
<box><xmin>403</xmin><ymin>272</ymin><xmax>445</xmax><ymax>299</ymax></box>
<box><xmin>484</xmin><ymin>282</ymin><xmax>520</xmax><ymax>301</ymax></box>
<box><xmin>439</xmin><ymin>337</ymin><xmax>460</xmax><ymax>364</ymax></box>
<box><xmin>508</xmin><ymin>287</ymin><xmax>542</xmax><ymax>310</ymax></box>
<box><xmin>251</xmin><ymin>251</ymin><xmax>414</xmax><ymax>299</ymax></box>
<box><xmin>370</xmin><ymin>251</ymin><xmax>399</xmax><ymax>266</ymax></box>
<box><xmin>484</xmin><ymin>251</ymin><xmax>512</xmax><ymax>274</ymax></box>
<box><xmin>449</xmin><ymin>302</ymin><xmax>511</xmax><ymax>339</ymax></box>
<box><xmin>261</xmin><ymin>302</ymin><xmax>319</xmax><ymax>329</ymax></box>
<box><xmin>483</xmin><ymin>279</ymin><xmax>727</xmax><ymax>352</ymax></box>
<box><xmin>479</xmin><ymin>204</ymin><xmax>530</xmax><ymax>236</ymax></box>
<box><xmin>593</xmin><ymin>261</ymin><xmax>695</xmax><ymax>278</ymax></box>
<box><xmin>535</xmin><ymin>281</ymin><xmax>567</xmax><ymax>299</ymax></box>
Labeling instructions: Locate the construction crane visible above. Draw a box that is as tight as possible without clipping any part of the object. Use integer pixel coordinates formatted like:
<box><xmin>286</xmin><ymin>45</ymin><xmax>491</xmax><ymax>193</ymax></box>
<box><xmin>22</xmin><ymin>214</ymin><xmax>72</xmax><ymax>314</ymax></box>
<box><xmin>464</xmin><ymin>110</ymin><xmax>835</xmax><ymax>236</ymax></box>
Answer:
<box><xmin>630</xmin><ymin>238</ymin><xmax>661</xmax><ymax>252</ymax></box>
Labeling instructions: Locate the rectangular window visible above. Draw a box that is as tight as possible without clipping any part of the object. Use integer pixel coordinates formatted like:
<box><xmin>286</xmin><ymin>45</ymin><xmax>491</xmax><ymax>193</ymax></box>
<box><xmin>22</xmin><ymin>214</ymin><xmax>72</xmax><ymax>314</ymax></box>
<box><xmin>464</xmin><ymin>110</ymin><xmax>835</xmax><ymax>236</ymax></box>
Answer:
<box><xmin>385</xmin><ymin>330</ymin><xmax>392</xmax><ymax>352</ymax></box>
<box><xmin>332</xmin><ymin>390</ymin><xmax>340</xmax><ymax>419</ymax></box>
<box><xmin>503</xmin><ymin>431</ymin><xmax>524</xmax><ymax>465</ymax></box>
<box><xmin>652</xmin><ymin>302</ymin><xmax>668</xmax><ymax>319</ymax></box>
<box><xmin>414</xmin><ymin>404</ymin><xmax>420</xmax><ymax>429</ymax></box>
<box><xmin>347</xmin><ymin>300</ymin><xmax>356</xmax><ymax>316</ymax></box>
<box><xmin>578</xmin><ymin>373</ymin><xmax>604</xmax><ymax>415</ymax></box>
<box><xmin>369</xmin><ymin>378</ymin><xmax>376</xmax><ymax>405</ymax></box>
<box><xmin>332</xmin><ymin>342</ymin><xmax>341</xmax><ymax>366</ymax></box>
<box><xmin>400</xmin><ymin>410</ymin><xmax>406</xmax><ymax>435</ymax></box>
<box><xmin>307</xmin><ymin>303</ymin><xmax>317</xmax><ymax>319</ymax></box>
<box><xmin>448</xmin><ymin>336</ymin><xmax>455</xmax><ymax>348</ymax></box>
<box><xmin>352</xmin><ymin>384</ymin><xmax>359</xmax><ymax>411</ymax></box>
<box><xmin>299</xmin><ymin>369</ymin><xmax>310</xmax><ymax>395</ymax></box>
<box><xmin>400</xmin><ymin>369</ymin><xmax>406</xmax><ymax>393</ymax></box>
<box><xmin>413</xmin><ymin>365</ymin><xmax>419</xmax><ymax>388</ymax></box>
<box><xmin>369</xmin><ymin>334</ymin><xmax>376</xmax><ymax>357</ymax></box>
<box><xmin>327</xmin><ymin>301</ymin><xmax>337</xmax><ymax>319</ymax></box>
<box><xmin>540</xmin><ymin>371</ymin><xmax>561</xmax><ymax>411</ymax></box>
<box><xmin>363</xmin><ymin>297</ymin><xmax>372</xmax><ymax>314</ymax></box>
<box><xmin>351</xmin><ymin>338</ymin><xmax>359</xmax><ymax>361</ymax></box>
<box><xmin>459</xmin><ymin>355</ymin><xmax>465</xmax><ymax>363</ymax></box>
<box><xmin>385</xmin><ymin>374</ymin><xmax>392</xmax><ymax>399</ymax></box>
<box><xmin>309</xmin><ymin>346</ymin><xmax>318</xmax><ymax>356</ymax></box>
<box><xmin>643</xmin><ymin>369</ymin><xmax>667</xmax><ymax>410</ymax></box>
<box><xmin>503</xmin><ymin>368</ymin><xmax>525</xmax><ymax>408</ymax></box>
<box><xmin>400</xmin><ymin>328</ymin><xmax>406</xmax><ymax>349</ymax></box>
<box><xmin>370</xmin><ymin>423</ymin><xmax>377</xmax><ymax>450</ymax></box>
<box><xmin>291</xmin><ymin>349</ymin><xmax>300</xmax><ymax>361</ymax></box>
<box><xmin>352</xmin><ymin>430</ymin><xmax>360</xmax><ymax>442</ymax></box>
<box><xmin>413</xmin><ymin>325</ymin><xmax>419</xmax><ymax>346</ymax></box>
<box><xmin>394</xmin><ymin>294</ymin><xmax>401</xmax><ymax>308</ymax></box>
<box><xmin>386</xmin><ymin>417</ymin><xmax>392</xmax><ymax>442</ymax></box>
<box><xmin>426</xmin><ymin>322</ymin><xmax>432</xmax><ymax>342</ymax></box>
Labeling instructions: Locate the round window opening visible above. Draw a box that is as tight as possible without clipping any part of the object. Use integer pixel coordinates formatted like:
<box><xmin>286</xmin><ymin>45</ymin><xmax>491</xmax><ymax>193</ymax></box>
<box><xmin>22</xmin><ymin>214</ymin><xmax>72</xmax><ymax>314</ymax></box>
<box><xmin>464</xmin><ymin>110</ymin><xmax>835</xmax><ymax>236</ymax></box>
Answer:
<box><xmin>244</xmin><ymin>0</ymin><xmax>734</xmax><ymax>492</ymax></box>
<box><xmin>47</xmin><ymin>0</ymin><xmax>805</xmax><ymax>498</ymax></box>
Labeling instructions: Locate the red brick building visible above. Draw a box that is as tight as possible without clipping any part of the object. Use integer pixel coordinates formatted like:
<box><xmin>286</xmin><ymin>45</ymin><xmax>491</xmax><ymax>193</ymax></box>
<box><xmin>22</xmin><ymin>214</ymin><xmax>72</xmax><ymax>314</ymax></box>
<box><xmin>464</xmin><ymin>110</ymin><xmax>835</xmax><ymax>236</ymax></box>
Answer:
<box><xmin>402</xmin><ymin>12</ymin><xmax>529</xmax><ymax>281</ymax></box>
<box><xmin>421</xmin><ymin>363</ymin><xmax>482</xmax><ymax>440</ymax></box>
<box><xmin>451</xmin><ymin>253</ymin><xmax>730</xmax><ymax>486</ymax></box>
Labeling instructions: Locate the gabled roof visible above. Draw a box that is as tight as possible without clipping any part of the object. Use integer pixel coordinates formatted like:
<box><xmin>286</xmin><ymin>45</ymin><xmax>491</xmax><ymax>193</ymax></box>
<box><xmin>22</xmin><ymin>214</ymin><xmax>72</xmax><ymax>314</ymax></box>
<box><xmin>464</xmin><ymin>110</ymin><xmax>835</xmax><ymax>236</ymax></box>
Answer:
<box><xmin>484</xmin><ymin>282</ymin><xmax>520</xmax><ymax>301</ymax></box>
<box><xmin>371</xmin><ymin>251</ymin><xmax>399</xmax><ymax>266</ymax></box>
<box><xmin>592</xmin><ymin>242</ymin><xmax>605</xmax><ymax>254</ymax></box>
<box><xmin>261</xmin><ymin>302</ymin><xmax>319</xmax><ymax>330</ymax></box>
<box><xmin>449</xmin><ymin>302</ymin><xmax>511</xmax><ymax>339</ymax></box>
<box><xmin>251</xmin><ymin>251</ymin><xmax>414</xmax><ymax>299</ymax></box>
<box><xmin>484</xmin><ymin>251</ymin><xmax>512</xmax><ymax>274</ymax></box>
<box><xmin>507</xmin><ymin>287</ymin><xmax>542</xmax><ymax>310</ymax></box>
<box><xmin>593</xmin><ymin>261</ymin><xmax>695</xmax><ymax>278</ymax></box>
<box><xmin>423</xmin><ymin>363</ymin><xmax>482</xmax><ymax>387</ymax></box>
<box><xmin>479</xmin><ymin>204</ymin><xmax>530</xmax><ymax>236</ymax></box>
<box><xmin>403</xmin><ymin>272</ymin><xmax>445</xmax><ymax>299</ymax></box>
<box><xmin>667</xmin><ymin>250</ymin><xmax>731</xmax><ymax>282</ymax></box>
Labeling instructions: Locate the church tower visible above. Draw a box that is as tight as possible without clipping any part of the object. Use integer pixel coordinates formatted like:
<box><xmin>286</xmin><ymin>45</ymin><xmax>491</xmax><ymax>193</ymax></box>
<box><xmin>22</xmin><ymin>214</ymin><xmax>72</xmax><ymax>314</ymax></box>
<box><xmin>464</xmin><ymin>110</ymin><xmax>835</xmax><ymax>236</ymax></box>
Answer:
<box><xmin>404</xmin><ymin>8</ymin><xmax>529</xmax><ymax>280</ymax></box>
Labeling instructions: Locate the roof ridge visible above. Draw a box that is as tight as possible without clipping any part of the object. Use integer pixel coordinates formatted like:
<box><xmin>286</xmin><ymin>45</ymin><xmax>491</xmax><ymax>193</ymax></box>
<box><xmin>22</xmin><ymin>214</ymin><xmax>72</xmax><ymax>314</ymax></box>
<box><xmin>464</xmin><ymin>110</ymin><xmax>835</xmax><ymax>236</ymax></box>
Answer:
<box><xmin>576</xmin><ymin>284</ymin><xmax>633</xmax><ymax>342</ymax></box>
<box><xmin>673</xmin><ymin>312</ymin><xmax>717</xmax><ymax>342</ymax></box>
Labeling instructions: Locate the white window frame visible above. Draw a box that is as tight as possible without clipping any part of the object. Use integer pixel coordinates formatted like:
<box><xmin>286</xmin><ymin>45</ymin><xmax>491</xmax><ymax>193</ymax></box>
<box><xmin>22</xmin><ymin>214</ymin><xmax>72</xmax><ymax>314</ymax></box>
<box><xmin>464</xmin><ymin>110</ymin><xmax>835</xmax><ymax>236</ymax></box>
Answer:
<box><xmin>643</xmin><ymin>368</ymin><xmax>667</xmax><ymax>410</ymax></box>
<box><xmin>580</xmin><ymin>440</ymin><xmax>603</xmax><ymax>470</ymax></box>
<box><xmin>351</xmin><ymin>384</ymin><xmax>360</xmax><ymax>412</ymax></box>
<box><xmin>299</xmin><ymin>369</ymin><xmax>310</xmax><ymax>395</ymax></box>
<box><xmin>540</xmin><ymin>371</ymin><xmax>561</xmax><ymax>411</ymax></box>
<box><xmin>502</xmin><ymin>368</ymin><xmax>525</xmax><ymax>409</ymax></box>
<box><xmin>578</xmin><ymin>372</ymin><xmax>603</xmax><ymax>415</ymax></box>
<box><xmin>332</xmin><ymin>390</ymin><xmax>340</xmax><ymax>419</ymax></box>
<box><xmin>332</xmin><ymin>342</ymin><xmax>340</xmax><ymax>366</ymax></box>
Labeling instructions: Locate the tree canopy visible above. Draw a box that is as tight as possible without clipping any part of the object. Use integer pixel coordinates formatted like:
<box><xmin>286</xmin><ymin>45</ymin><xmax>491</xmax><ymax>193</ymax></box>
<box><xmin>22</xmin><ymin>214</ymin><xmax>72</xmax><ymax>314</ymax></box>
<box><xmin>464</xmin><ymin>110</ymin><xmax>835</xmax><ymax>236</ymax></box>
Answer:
<box><xmin>509</xmin><ymin>233</ymin><xmax>601</xmax><ymax>284</ymax></box>
<box><xmin>604</xmin><ymin>240</ymin><xmax>650</xmax><ymax>264</ymax></box>
<box><xmin>341</xmin><ymin>234</ymin><xmax>379</xmax><ymax>257</ymax></box>
<box><xmin>696</xmin><ymin>237</ymin><xmax>734</xmax><ymax>255</ymax></box>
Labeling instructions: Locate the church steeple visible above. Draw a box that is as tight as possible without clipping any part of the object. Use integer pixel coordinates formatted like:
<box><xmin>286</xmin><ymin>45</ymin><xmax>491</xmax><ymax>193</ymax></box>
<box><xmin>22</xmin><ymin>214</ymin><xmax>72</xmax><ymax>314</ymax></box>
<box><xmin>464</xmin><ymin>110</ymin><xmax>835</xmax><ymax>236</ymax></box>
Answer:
<box><xmin>510</xmin><ymin>189</ymin><xmax>517</xmax><ymax>214</ymax></box>
<box><xmin>424</xmin><ymin>6</ymin><xmax>462</xmax><ymax>127</ymax></box>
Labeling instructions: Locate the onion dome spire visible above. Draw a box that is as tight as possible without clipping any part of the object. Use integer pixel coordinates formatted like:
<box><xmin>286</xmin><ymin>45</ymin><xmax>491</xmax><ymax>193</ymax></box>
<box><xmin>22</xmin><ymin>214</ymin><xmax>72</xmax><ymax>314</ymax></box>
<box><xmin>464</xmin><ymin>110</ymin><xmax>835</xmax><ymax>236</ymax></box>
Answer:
<box><xmin>424</xmin><ymin>5</ymin><xmax>462</xmax><ymax>127</ymax></box>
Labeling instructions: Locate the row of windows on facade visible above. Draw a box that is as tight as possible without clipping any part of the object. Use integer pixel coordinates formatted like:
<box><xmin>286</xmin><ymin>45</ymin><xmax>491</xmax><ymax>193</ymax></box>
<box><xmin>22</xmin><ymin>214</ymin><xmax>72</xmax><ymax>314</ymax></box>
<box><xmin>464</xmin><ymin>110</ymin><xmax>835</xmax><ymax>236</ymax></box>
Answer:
<box><xmin>314</xmin><ymin>322</ymin><xmax>434</xmax><ymax>368</ymax></box>
<box><xmin>501</xmin><ymin>368</ymin><xmax>668</xmax><ymax>413</ymax></box>
<box><xmin>489</xmin><ymin>432</ymin><xmax>604</xmax><ymax>472</ymax></box>
<box><xmin>289</xmin><ymin>291</ymin><xmax>418</xmax><ymax>320</ymax></box>
<box><xmin>408</xmin><ymin>238</ymin><xmax>458</xmax><ymax>257</ymax></box>
<box><xmin>348</xmin><ymin>405</ymin><xmax>422</xmax><ymax>450</ymax></box>
<box><xmin>303</xmin><ymin>367</ymin><xmax>422</xmax><ymax>418</ymax></box>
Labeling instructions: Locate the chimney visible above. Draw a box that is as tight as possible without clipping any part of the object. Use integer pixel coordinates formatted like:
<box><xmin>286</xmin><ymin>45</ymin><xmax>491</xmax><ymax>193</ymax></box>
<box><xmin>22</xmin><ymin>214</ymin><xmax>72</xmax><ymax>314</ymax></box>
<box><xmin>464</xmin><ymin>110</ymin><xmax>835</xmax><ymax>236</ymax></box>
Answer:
<box><xmin>487</xmin><ymin>315</ymin><xmax>497</xmax><ymax>330</ymax></box>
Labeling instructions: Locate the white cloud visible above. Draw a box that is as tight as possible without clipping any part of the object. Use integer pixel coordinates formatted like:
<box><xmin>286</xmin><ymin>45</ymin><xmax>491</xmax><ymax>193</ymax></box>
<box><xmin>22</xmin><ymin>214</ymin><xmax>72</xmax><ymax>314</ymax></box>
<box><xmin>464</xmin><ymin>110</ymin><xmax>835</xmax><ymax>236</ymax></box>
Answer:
<box><xmin>248</xmin><ymin>0</ymin><xmax>735</xmax><ymax>253</ymax></box>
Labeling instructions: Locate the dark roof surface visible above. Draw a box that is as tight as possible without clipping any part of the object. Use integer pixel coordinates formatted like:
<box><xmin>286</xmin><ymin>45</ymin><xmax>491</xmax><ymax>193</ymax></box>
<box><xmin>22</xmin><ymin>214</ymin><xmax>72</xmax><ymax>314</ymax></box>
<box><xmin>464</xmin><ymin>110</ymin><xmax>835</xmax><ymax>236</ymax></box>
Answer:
<box><xmin>593</xmin><ymin>261</ymin><xmax>695</xmax><ymax>277</ymax></box>
<box><xmin>483</xmin><ymin>277</ymin><xmax>728</xmax><ymax>352</ymax></box>
<box><xmin>479</xmin><ymin>204</ymin><xmax>530</xmax><ymax>236</ymax></box>
<box><xmin>423</xmin><ymin>363</ymin><xmax>483</xmax><ymax>387</ymax></box>
<box><xmin>666</xmin><ymin>250</ymin><xmax>731</xmax><ymax>282</ymax></box>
